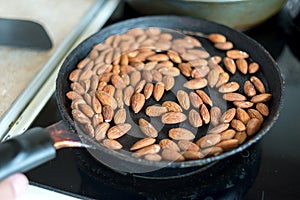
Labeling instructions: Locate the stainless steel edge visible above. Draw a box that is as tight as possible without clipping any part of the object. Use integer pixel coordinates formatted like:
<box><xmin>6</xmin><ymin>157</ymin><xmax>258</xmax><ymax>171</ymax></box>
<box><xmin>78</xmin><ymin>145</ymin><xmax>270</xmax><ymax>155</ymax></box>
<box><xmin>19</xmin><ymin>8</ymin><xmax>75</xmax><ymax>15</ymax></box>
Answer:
<box><xmin>0</xmin><ymin>0</ymin><xmax>121</xmax><ymax>141</ymax></box>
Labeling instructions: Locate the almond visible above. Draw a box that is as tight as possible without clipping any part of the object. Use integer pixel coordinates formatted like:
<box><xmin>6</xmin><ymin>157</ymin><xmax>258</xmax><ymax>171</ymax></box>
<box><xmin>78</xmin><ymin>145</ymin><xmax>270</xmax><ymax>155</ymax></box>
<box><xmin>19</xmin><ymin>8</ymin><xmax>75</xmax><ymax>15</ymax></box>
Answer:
<box><xmin>251</xmin><ymin>93</ymin><xmax>272</xmax><ymax>103</ymax></box>
<box><xmin>161</xmin><ymin>149</ymin><xmax>185</xmax><ymax>162</ymax></box>
<box><xmin>210</xmin><ymin>106</ymin><xmax>222</xmax><ymax>126</ymax></box>
<box><xmin>246</xmin><ymin>118</ymin><xmax>262</xmax><ymax>136</ymax></box>
<box><xmin>201</xmin><ymin>146</ymin><xmax>223</xmax><ymax>157</ymax></box>
<box><xmin>208</xmin><ymin>123</ymin><xmax>230</xmax><ymax>134</ymax></box>
<box><xmin>247</xmin><ymin>109</ymin><xmax>264</xmax><ymax>123</ymax></box>
<box><xmin>95</xmin><ymin>91</ymin><xmax>117</xmax><ymax>110</ymax></box>
<box><xmin>132</xmin><ymin>144</ymin><xmax>161</xmax><ymax>158</ymax></box>
<box><xmin>236</xmin><ymin>108</ymin><xmax>251</xmax><ymax>125</ymax></box>
<box><xmin>207</xmin><ymin>68</ymin><xmax>220</xmax><ymax>88</ymax></box>
<box><xmin>178</xmin><ymin>62</ymin><xmax>192</xmax><ymax>77</ymax></box>
<box><xmin>236</xmin><ymin>58</ymin><xmax>248</xmax><ymax>74</ymax></box>
<box><xmin>72</xmin><ymin>109</ymin><xmax>91</xmax><ymax>124</ymax></box>
<box><xmin>183</xmin><ymin>151</ymin><xmax>204</xmax><ymax>160</ymax></box>
<box><xmin>218</xmin><ymin>82</ymin><xmax>240</xmax><ymax>93</ymax></box>
<box><xmin>220</xmin><ymin>108</ymin><xmax>236</xmax><ymax>123</ymax></box>
<box><xmin>231</xmin><ymin>119</ymin><xmax>246</xmax><ymax>131</ymax></box>
<box><xmin>244</xmin><ymin>80</ymin><xmax>256</xmax><ymax>97</ymax></box>
<box><xmin>226</xmin><ymin>50</ymin><xmax>249</xmax><ymax>59</ymax></box>
<box><xmin>233</xmin><ymin>101</ymin><xmax>254</xmax><ymax>108</ymax></box>
<box><xmin>153</xmin><ymin>82</ymin><xmax>165</xmax><ymax>101</ymax></box>
<box><xmin>256</xmin><ymin>103</ymin><xmax>269</xmax><ymax>116</ymax></box>
<box><xmin>95</xmin><ymin>122</ymin><xmax>110</xmax><ymax>141</ymax></box>
<box><xmin>215</xmin><ymin>139</ymin><xmax>239</xmax><ymax>151</ymax></box>
<box><xmin>196</xmin><ymin>134</ymin><xmax>221</xmax><ymax>148</ymax></box>
<box><xmin>111</xmin><ymin>75</ymin><xmax>126</xmax><ymax>89</ymax></box>
<box><xmin>183</xmin><ymin>78</ymin><xmax>208</xmax><ymax>89</ymax></box>
<box><xmin>177</xmin><ymin>90</ymin><xmax>190</xmax><ymax>110</ymax></box>
<box><xmin>250</xmin><ymin>76</ymin><xmax>266</xmax><ymax>93</ymax></box>
<box><xmin>102</xmin><ymin>139</ymin><xmax>123</xmax><ymax>150</ymax></box>
<box><xmin>167</xmin><ymin>50</ymin><xmax>182</xmax><ymax>63</ymax></box>
<box><xmin>78</xmin><ymin>104</ymin><xmax>94</xmax><ymax>118</ymax></box>
<box><xmin>130</xmin><ymin>137</ymin><xmax>156</xmax><ymax>151</ymax></box>
<box><xmin>144</xmin><ymin>154</ymin><xmax>162</xmax><ymax>162</ymax></box>
<box><xmin>114</xmin><ymin>88</ymin><xmax>124</xmax><ymax>109</ymax></box>
<box><xmin>207</xmin><ymin>33</ymin><xmax>226</xmax><ymax>43</ymax></box>
<box><xmin>188</xmin><ymin>109</ymin><xmax>203</xmax><ymax>128</ymax></box>
<box><xmin>223</xmin><ymin>93</ymin><xmax>247</xmax><ymax>101</ymax></box>
<box><xmin>161</xmin><ymin>112</ymin><xmax>187</xmax><ymax>124</ymax></box>
<box><xmin>200</xmin><ymin>104</ymin><xmax>210</xmax><ymax>124</ymax></box>
<box><xmin>102</xmin><ymin>105</ymin><xmax>114</xmax><ymax>122</ymax></box>
<box><xmin>195</xmin><ymin>90</ymin><xmax>213</xmax><ymax>106</ymax></box>
<box><xmin>214</xmin><ymin>41</ymin><xmax>233</xmax><ymax>50</ymax></box>
<box><xmin>135</xmin><ymin>80</ymin><xmax>146</xmax><ymax>93</ymax></box>
<box><xmin>162</xmin><ymin>75</ymin><xmax>175</xmax><ymax>91</ymax></box>
<box><xmin>215</xmin><ymin>72</ymin><xmax>230</xmax><ymax>88</ymax></box>
<box><xmin>147</xmin><ymin>53</ymin><xmax>169</xmax><ymax>62</ymax></box>
<box><xmin>177</xmin><ymin>140</ymin><xmax>200</xmax><ymax>152</ymax></box>
<box><xmin>113</xmin><ymin>108</ymin><xmax>126</xmax><ymax>124</ymax></box>
<box><xmin>162</xmin><ymin>101</ymin><xmax>182</xmax><ymax>112</ymax></box>
<box><xmin>169</xmin><ymin>128</ymin><xmax>195</xmax><ymax>140</ymax></box>
<box><xmin>130</xmin><ymin>93</ymin><xmax>145</xmax><ymax>113</ymax></box>
<box><xmin>159</xmin><ymin>139</ymin><xmax>180</xmax><ymax>152</ymax></box>
<box><xmin>107</xmin><ymin>123</ymin><xmax>131</xmax><ymax>139</ymax></box>
<box><xmin>234</xmin><ymin>131</ymin><xmax>247</xmax><ymax>144</ymax></box>
<box><xmin>145</xmin><ymin>105</ymin><xmax>168</xmax><ymax>117</ymax></box>
<box><xmin>248</xmin><ymin>62</ymin><xmax>260</xmax><ymax>74</ymax></box>
<box><xmin>139</xmin><ymin>118</ymin><xmax>158</xmax><ymax>138</ymax></box>
<box><xmin>223</xmin><ymin>57</ymin><xmax>236</xmax><ymax>74</ymax></box>
<box><xmin>191</xmin><ymin>66</ymin><xmax>209</xmax><ymax>78</ymax></box>
<box><xmin>220</xmin><ymin>129</ymin><xmax>236</xmax><ymax>141</ymax></box>
<box><xmin>189</xmin><ymin>91</ymin><xmax>203</xmax><ymax>108</ymax></box>
<box><xmin>143</xmin><ymin>83</ymin><xmax>154</xmax><ymax>99</ymax></box>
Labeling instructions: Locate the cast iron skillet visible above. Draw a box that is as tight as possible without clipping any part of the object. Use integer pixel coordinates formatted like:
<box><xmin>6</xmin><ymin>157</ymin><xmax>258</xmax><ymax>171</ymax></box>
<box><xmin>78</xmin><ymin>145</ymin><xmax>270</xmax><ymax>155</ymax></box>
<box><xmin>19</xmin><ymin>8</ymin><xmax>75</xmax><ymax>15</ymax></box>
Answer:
<box><xmin>0</xmin><ymin>16</ymin><xmax>283</xmax><ymax>180</ymax></box>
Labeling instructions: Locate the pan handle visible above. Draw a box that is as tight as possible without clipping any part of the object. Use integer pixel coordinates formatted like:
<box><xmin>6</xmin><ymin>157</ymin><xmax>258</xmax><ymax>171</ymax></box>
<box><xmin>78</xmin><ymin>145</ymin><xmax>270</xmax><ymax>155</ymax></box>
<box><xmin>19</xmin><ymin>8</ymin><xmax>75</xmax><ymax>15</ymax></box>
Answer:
<box><xmin>0</xmin><ymin>128</ymin><xmax>56</xmax><ymax>181</ymax></box>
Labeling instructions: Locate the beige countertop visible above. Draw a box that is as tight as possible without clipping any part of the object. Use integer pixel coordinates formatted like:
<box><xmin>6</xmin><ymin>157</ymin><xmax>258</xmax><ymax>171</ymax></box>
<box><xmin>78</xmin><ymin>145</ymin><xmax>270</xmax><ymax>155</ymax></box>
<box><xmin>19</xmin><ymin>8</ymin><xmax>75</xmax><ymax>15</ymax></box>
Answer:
<box><xmin>0</xmin><ymin>0</ymin><xmax>96</xmax><ymax>118</ymax></box>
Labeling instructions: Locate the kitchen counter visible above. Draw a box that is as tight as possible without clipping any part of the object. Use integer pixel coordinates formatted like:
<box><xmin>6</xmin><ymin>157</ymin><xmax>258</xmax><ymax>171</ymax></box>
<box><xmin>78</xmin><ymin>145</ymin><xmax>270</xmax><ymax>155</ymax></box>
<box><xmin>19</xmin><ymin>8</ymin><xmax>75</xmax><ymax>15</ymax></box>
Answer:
<box><xmin>0</xmin><ymin>0</ymin><xmax>95</xmax><ymax>118</ymax></box>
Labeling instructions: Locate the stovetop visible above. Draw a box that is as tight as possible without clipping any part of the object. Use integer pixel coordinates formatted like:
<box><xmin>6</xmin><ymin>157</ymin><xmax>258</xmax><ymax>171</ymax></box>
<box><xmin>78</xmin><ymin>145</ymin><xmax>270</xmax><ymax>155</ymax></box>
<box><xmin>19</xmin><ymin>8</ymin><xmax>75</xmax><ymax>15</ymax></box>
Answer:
<box><xmin>26</xmin><ymin>2</ymin><xmax>300</xmax><ymax>200</ymax></box>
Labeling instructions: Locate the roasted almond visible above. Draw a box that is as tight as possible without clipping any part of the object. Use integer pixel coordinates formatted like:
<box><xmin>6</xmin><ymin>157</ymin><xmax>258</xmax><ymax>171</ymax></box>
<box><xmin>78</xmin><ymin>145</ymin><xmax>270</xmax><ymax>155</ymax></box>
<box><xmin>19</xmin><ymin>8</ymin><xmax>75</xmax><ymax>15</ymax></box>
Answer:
<box><xmin>256</xmin><ymin>103</ymin><xmax>269</xmax><ymax>116</ymax></box>
<box><xmin>220</xmin><ymin>129</ymin><xmax>236</xmax><ymax>141</ymax></box>
<box><xmin>191</xmin><ymin>66</ymin><xmax>210</xmax><ymax>78</ymax></box>
<box><xmin>196</xmin><ymin>134</ymin><xmax>221</xmax><ymax>148</ymax></box>
<box><xmin>153</xmin><ymin>82</ymin><xmax>165</xmax><ymax>101</ymax></box>
<box><xmin>207</xmin><ymin>68</ymin><xmax>220</xmax><ymax>88</ymax></box>
<box><xmin>139</xmin><ymin>118</ymin><xmax>158</xmax><ymax>138</ymax></box>
<box><xmin>144</xmin><ymin>154</ymin><xmax>162</xmax><ymax>162</ymax></box>
<box><xmin>111</xmin><ymin>75</ymin><xmax>126</xmax><ymax>89</ymax></box>
<box><xmin>178</xmin><ymin>62</ymin><xmax>192</xmax><ymax>77</ymax></box>
<box><xmin>162</xmin><ymin>101</ymin><xmax>182</xmax><ymax>112</ymax></box>
<box><xmin>113</xmin><ymin>108</ymin><xmax>126</xmax><ymax>124</ymax></box>
<box><xmin>236</xmin><ymin>108</ymin><xmax>251</xmax><ymax>125</ymax></box>
<box><xmin>200</xmin><ymin>104</ymin><xmax>210</xmax><ymax>124</ymax></box>
<box><xmin>246</xmin><ymin>118</ymin><xmax>262</xmax><ymax>136</ymax></box>
<box><xmin>161</xmin><ymin>112</ymin><xmax>187</xmax><ymax>124</ymax></box>
<box><xmin>251</xmin><ymin>93</ymin><xmax>272</xmax><ymax>103</ymax></box>
<box><xmin>226</xmin><ymin>49</ymin><xmax>249</xmax><ymax>59</ymax></box>
<box><xmin>167</xmin><ymin>50</ymin><xmax>182</xmax><ymax>63</ymax></box>
<box><xmin>134</xmin><ymin>80</ymin><xmax>146</xmax><ymax>93</ymax></box>
<box><xmin>95</xmin><ymin>122</ymin><xmax>110</xmax><ymax>141</ymax></box>
<box><xmin>162</xmin><ymin>75</ymin><xmax>175</xmax><ymax>91</ymax></box>
<box><xmin>233</xmin><ymin>101</ymin><xmax>254</xmax><ymax>108</ymax></box>
<box><xmin>102</xmin><ymin>139</ymin><xmax>123</xmax><ymax>150</ymax></box>
<box><xmin>107</xmin><ymin>123</ymin><xmax>131</xmax><ymax>139</ymax></box>
<box><xmin>215</xmin><ymin>72</ymin><xmax>230</xmax><ymax>88</ymax></box>
<box><xmin>145</xmin><ymin>105</ymin><xmax>168</xmax><ymax>117</ymax></box>
<box><xmin>78</xmin><ymin>104</ymin><xmax>94</xmax><ymax>118</ymax></box>
<box><xmin>159</xmin><ymin>139</ymin><xmax>180</xmax><ymax>152</ymax></box>
<box><xmin>177</xmin><ymin>90</ymin><xmax>190</xmax><ymax>110</ymax></box>
<box><xmin>183</xmin><ymin>151</ymin><xmax>204</xmax><ymax>160</ymax></box>
<box><xmin>130</xmin><ymin>93</ymin><xmax>145</xmax><ymax>113</ymax></box>
<box><xmin>220</xmin><ymin>108</ymin><xmax>236</xmax><ymax>123</ymax></box>
<box><xmin>248</xmin><ymin>62</ymin><xmax>260</xmax><ymax>74</ymax></box>
<box><xmin>234</xmin><ymin>131</ymin><xmax>247</xmax><ymax>144</ymax></box>
<box><xmin>102</xmin><ymin>105</ymin><xmax>114</xmax><ymax>122</ymax></box>
<box><xmin>201</xmin><ymin>146</ymin><xmax>223</xmax><ymax>157</ymax></box>
<box><xmin>210</xmin><ymin>106</ymin><xmax>222</xmax><ymax>126</ymax></box>
<box><xmin>161</xmin><ymin>149</ymin><xmax>185</xmax><ymax>162</ymax></box>
<box><xmin>223</xmin><ymin>57</ymin><xmax>236</xmax><ymax>74</ymax></box>
<box><xmin>208</xmin><ymin>123</ymin><xmax>230</xmax><ymax>134</ymax></box>
<box><xmin>72</xmin><ymin>109</ymin><xmax>91</xmax><ymax>124</ymax></box>
<box><xmin>214</xmin><ymin>41</ymin><xmax>233</xmax><ymax>50</ymax></box>
<box><xmin>143</xmin><ymin>83</ymin><xmax>154</xmax><ymax>99</ymax></box>
<box><xmin>218</xmin><ymin>82</ymin><xmax>240</xmax><ymax>93</ymax></box>
<box><xmin>223</xmin><ymin>93</ymin><xmax>247</xmax><ymax>101</ymax></box>
<box><xmin>247</xmin><ymin>109</ymin><xmax>264</xmax><ymax>123</ymax></box>
<box><xmin>132</xmin><ymin>144</ymin><xmax>161</xmax><ymax>158</ymax></box>
<box><xmin>250</xmin><ymin>76</ymin><xmax>266</xmax><ymax>93</ymax></box>
<box><xmin>215</xmin><ymin>139</ymin><xmax>239</xmax><ymax>151</ymax></box>
<box><xmin>130</xmin><ymin>138</ymin><xmax>156</xmax><ymax>151</ymax></box>
<box><xmin>183</xmin><ymin>78</ymin><xmax>208</xmax><ymax>89</ymax></box>
<box><xmin>169</xmin><ymin>128</ymin><xmax>195</xmax><ymax>140</ymax></box>
<box><xmin>114</xmin><ymin>88</ymin><xmax>124</xmax><ymax>109</ymax></box>
<box><xmin>244</xmin><ymin>80</ymin><xmax>256</xmax><ymax>97</ymax></box>
<box><xmin>231</xmin><ymin>119</ymin><xmax>246</xmax><ymax>131</ymax></box>
<box><xmin>189</xmin><ymin>91</ymin><xmax>203</xmax><ymax>108</ymax></box>
<box><xmin>236</xmin><ymin>58</ymin><xmax>248</xmax><ymax>74</ymax></box>
<box><xmin>188</xmin><ymin>109</ymin><xmax>203</xmax><ymax>128</ymax></box>
<box><xmin>207</xmin><ymin>33</ymin><xmax>226</xmax><ymax>43</ymax></box>
<box><xmin>95</xmin><ymin>91</ymin><xmax>117</xmax><ymax>110</ymax></box>
<box><xmin>195</xmin><ymin>90</ymin><xmax>213</xmax><ymax>106</ymax></box>
<box><xmin>177</xmin><ymin>140</ymin><xmax>200</xmax><ymax>152</ymax></box>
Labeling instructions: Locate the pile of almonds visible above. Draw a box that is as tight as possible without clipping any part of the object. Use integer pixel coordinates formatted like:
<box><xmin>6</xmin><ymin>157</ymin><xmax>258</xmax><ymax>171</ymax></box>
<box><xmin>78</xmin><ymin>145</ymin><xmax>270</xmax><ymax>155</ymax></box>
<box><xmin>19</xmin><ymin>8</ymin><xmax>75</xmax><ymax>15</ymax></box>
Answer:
<box><xmin>66</xmin><ymin>27</ymin><xmax>272</xmax><ymax>162</ymax></box>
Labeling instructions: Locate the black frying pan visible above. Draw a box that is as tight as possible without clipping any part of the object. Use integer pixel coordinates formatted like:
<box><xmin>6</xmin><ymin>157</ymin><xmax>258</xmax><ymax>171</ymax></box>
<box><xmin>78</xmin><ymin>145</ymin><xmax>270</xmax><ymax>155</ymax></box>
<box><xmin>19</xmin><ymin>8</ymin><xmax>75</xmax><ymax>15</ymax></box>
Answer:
<box><xmin>0</xmin><ymin>16</ymin><xmax>283</xmax><ymax>180</ymax></box>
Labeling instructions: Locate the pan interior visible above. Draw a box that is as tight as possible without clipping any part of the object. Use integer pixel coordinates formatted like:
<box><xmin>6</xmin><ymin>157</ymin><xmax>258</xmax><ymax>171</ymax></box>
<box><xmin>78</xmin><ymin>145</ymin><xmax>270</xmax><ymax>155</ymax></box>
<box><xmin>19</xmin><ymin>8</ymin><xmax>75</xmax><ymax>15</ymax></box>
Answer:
<box><xmin>56</xmin><ymin>16</ymin><xmax>283</xmax><ymax>175</ymax></box>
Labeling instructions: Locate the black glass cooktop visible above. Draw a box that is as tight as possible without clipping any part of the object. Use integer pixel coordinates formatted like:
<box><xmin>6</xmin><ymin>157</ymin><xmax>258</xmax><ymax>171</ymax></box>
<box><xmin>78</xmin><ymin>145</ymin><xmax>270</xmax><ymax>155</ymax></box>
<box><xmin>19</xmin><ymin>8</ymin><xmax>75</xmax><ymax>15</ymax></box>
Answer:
<box><xmin>26</xmin><ymin>2</ymin><xmax>300</xmax><ymax>200</ymax></box>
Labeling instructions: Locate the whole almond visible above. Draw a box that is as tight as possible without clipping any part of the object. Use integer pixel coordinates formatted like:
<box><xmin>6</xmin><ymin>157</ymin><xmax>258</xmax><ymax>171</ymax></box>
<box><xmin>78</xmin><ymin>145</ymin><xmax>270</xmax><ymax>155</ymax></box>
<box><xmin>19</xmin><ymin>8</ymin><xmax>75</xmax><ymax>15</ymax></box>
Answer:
<box><xmin>233</xmin><ymin>101</ymin><xmax>254</xmax><ymax>108</ymax></box>
<box><xmin>159</xmin><ymin>139</ymin><xmax>180</xmax><ymax>152</ymax></box>
<box><xmin>220</xmin><ymin>129</ymin><xmax>236</xmax><ymax>141</ymax></box>
<box><xmin>236</xmin><ymin>108</ymin><xmax>251</xmax><ymax>125</ymax></box>
<box><xmin>178</xmin><ymin>140</ymin><xmax>200</xmax><ymax>152</ymax></box>
<box><xmin>151</xmin><ymin>70</ymin><xmax>163</xmax><ymax>82</ymax></box>
<box><xmin>83</xmin><ymin>123</ymin><xmax>94</xmax><ymax>138</ymax></box>
<box><xmin>167</xmin><ymin>50</ymin><xmax>182</xmax><ymax>63</ymax></box>
<box><xmin>234</xmin><ymin>131</ymin><xmax>247</xmax><ymax>144</ymax></box>
<box><xmin>72</xmin><ymin>109</ymin><xmax>91</xmax><ymax>124</ymax></box>
<box><xmin>195</xmin><ymin>90</ymin><xmax>213</xmax><ymax>106</ymax></box>
<box><xmin>95</xmin><ymin>122</ymin><xmax>110</xmax><ymax>141</ymax></box>
<box><xmin>236</xmin><ymin>59</ymin><xmax>248</xmax><ymax>74</ymax></box>
<box><xmin>139</xmin><ymin>118</ymin><xmax>158</xmax><ymax>138</ymax></box>
<box><xmin>91</xmin><ymin>96</ymin><xmax>102</xmax><ymax>113</ymax></box>
<box><xmin>114</xmin><ymin>88</ymin><xmax>124</xmax><ymax>108</ymax></box>
<box><xmin>223</xmin><ymin>93</ymin><xmax>247</xmax><ymax>101</ymax></box>
<box><xmin>189</xmin><ymin>91</ymin><xmax>203</xmax><ymax>108</ymax></box>
<box><xmin>256</xmin><ymin>103</ymin><xmax>269</xmax><ymax>116</ymax></box>
<box><xmin>251</xmin><ymin>93</ymin><xmax>272</xmax><ymax>103</ymax></box>
<box><xmin>143</xmin><ymin>83</ymin><xmax>154</xmax><ymax>99</ymax></box>
<box><xmin>102</xmin><ymin>139</ymin><xmax>123</xmax><ymax>150</ymax></box>
<box><xmin>130</xmin><ymin>93</ymin><xmax>145</xmax><ymax>113</ymax></box>
<box><xmin>207</xmin><ymin>68</ymin><xmax>220</xmax><ymax>88</ymax></box>
<box><xmin>210</xmin><ymin>106</ymin><xmax>222</xmax><ymax>126</ymax></box>
<box><xmin>153</xmin><ymin>82</ymin><xmax>165</xmax><ymax>101</ymax></box>
<box><xmin>244</xmin><ymin>80</ymin><xmax>256</xmax><ymax>97</ymax></box>
<box><xmin>231</xmin><ymin>119</ymin><xmax>246</xmax><ymax>131</ymax></box>
<box><xmin>214</xmin><ymin>41</ymin><xmax>233</xmax><ymax>50</ymax></box>
<box><xmin>215</xmin><ymin>72</ymin><xmax>230</xmax><ymax>88</ymax></box>
<box><xmin>200</xmin><ymin>104</ymin><xmax>210</xmax><ymax>124</ymax></box>
<box><xmin>246</xmin><ymin>118</ymin><xmax>262</xmax><ymax>136</ymax></box>
<box><xmin>132</xmin><ymin>144</ymin><xmax>161</xmax><ymax>158</ymax></box>
<box><xmin>247</xmin><ymin>109</ymin><xmax>264</xmax><ymax>123</ymax></box>
<box><xmin>160</xmin><ymin>67</ymin><xmax>180</xmax><ymax>77</ymax></box>
<box><xmin>113</xmin><ymin>108</ymin><xmax>126</xmax><ymax>124</ymax></box>
<box><xmin>162</xmin><ymin>75</ymin><xmax>175</xmax><ymax>91</ymax></box>
<box><xmin>250</xmin><ymin>76</ymin><xmax>266</xmax><ymax>93</ymax></box>
<box><xmin>130</xmin><ymin>137</ymin><xmax>156</xmax><ymax>151</ymax></box>
<box><xmin>183</xmin><ymin>78</ymin><xmax>208</xmax><ymax>89</ymax></box>
<box><xmin>161</xmin><ymin>112</ymin><xmax>187</xmax><ymax>124</ymax></box>
<box><xmin>96</xmin><ymin>91</ymin><xmax>117</xmax><ymax>110</ymax></box>
<box><xmin>161</xmin><ymin>149</ymin><xmax>185</xmax><ymax>162</ymax></box>
<box><xmin>92</xmin><ymin>113</ymin><xmax>103</xmax><ymax>127</ymax></box>
<box><xmin>226</xmin><ymin>50</ymin><xmax>249</xmax><ymax>59</ymax></box>
<box><xmin>208</xmin><ymin>123</ymin><xmax>230</xmax><ymax>134</ymax></box>
<box><xmin>189</xmin><ymin>109</ymin><xmax>203</xmax><ymax>128</ymax></box>
<box><xmin>169</xmin><ymin>128</ymin><xmax>195</xmax><ymax>140</ymax></box>
<box><xmin>187</xmin><ymin>49</ymin><xmax>210</xmax><ymax>59</ymax></box>
<box><xmin>70</xmin><ymin>82</ymin><xmax>85</xmax><ymax>95</ymax></box>
<box><xmin>191</xmin><ymin>66</ymin><xmax>210</xmax><ymax>78</ymax></box>
<box><xmin>102</xmin><ymin>105</ymin><xmax>114</xmax><ymax>122</ymax></box>
<box><xmin>207</xmin><ymin>33</ymin><xmax>226</xmax><ymax>43</ymax></box>
<box><xmin>177</xmin><ymin>90</ymin><xmax>190</xmax><ymax>110</ymax></box>
<box><xmin>145</xmin><ymin>105</ymin><xmax>168</xmax><ymax>117</ymax></box>
<box><xmin>130</xmin><ymin>71</ymin><xmax>141</xmax><ymax>87</ymax></box>
<box><xmin>178</xmin><ymin>62</ymin><xmax>192</xmax><ymax>77</ymax></box>
<box><xmin>78</xmin><ymin>104</ymin><xmax>94</xmax><ymax>118</ymax></box>
<box><xmin>220</xmin><ymin>108</ymin><xmax>236</xmax><ymax>123</ymax></box>
<box><xmin>183</xmin><ymin>151</ymin><xmax>204</xmax><ymax>160</ymax></box>
<box><xmin>107</xmin><ymin>123</ymin><xmax>131</xmax><ymax>139</ymax></box>
<box><xmin>135</xmin><ymin>80</ymin><xmax>146</xmax><ymax>93</ymax></box>
<box><xmin>218</xmin><ymin>82</ymin><xmax>240</xmax><ymax>93</ymax></box>
<box><xmin>215</xmin><ymin>139</ymin><xmax>239</xmax><ymax>151</ymax></box>
<box><xmin>111</xmin><ymin>75</ymin><xmax>126</xmax><ymax>89</ymax></box>
<box><xmin>69</xmin><ymin>69</ymin><xmax>81</xmax><ymax>82</ymax></box>
<box><xmin>142</xmin><ymin>70</ymin><xmax>153</xmax><ymax>82</ymax></box>
<box><xmin>162</xmin><ymin>101</ymin><xmax>182</xmax><ymax>112</ymax></box>
<box><xmin>147</xmin><ymin>53</ymin><xmax>169</xmax><ymax>62</ymax></box>
<box><xmin>196</xmin><ymin>134</ymin><xmax>221</xmax><ymax>148</ymax></box>
<box><xmin>249</xmin><ymin>62</ymin><xmax>260</xmax><ymax>74</ymax></box>
<box><xmin>223</xmin><ymin>57</ymin><xmax>236</xmax><ymax>74</ymax></box>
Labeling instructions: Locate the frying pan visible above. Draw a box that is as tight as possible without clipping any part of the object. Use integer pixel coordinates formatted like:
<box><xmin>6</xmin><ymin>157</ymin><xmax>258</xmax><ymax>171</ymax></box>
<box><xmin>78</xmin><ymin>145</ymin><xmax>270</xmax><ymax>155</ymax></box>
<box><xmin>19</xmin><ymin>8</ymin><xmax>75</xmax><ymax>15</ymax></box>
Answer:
<box><xmin>0</xmin><ymin>16</ymin><xmax>283</xmax><ymax>180</ymax></box>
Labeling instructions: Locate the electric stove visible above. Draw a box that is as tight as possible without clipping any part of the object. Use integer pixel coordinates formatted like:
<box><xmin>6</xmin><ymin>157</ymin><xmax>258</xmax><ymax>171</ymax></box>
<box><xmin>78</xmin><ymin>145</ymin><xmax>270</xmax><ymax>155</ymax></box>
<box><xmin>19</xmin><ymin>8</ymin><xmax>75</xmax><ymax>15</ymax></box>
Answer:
<box><xmin>25</xmin><ymin>2</ymin><xmax>300</xmax><ymax>200</ymax></box>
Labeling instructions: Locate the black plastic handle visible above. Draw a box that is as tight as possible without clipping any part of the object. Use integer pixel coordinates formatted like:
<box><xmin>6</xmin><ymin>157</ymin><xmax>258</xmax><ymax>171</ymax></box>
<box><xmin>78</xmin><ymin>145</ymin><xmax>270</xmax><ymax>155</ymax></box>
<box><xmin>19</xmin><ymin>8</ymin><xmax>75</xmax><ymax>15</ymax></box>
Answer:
<box><xmin>0</xmin><ymin>128</ymin><xmax>56</xmax><ymax>181</ymax></box>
